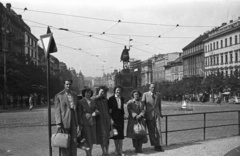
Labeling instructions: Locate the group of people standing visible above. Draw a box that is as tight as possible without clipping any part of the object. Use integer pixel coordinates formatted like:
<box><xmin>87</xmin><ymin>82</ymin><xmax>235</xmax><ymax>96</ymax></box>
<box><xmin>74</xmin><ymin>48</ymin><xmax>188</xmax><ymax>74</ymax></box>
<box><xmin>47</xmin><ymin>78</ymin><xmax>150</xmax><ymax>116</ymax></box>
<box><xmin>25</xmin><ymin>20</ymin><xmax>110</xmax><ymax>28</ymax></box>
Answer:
<box><xmin>54</xmin><ymin>79</ymin><xmax>164</xmax><ymax>156</ymax></box>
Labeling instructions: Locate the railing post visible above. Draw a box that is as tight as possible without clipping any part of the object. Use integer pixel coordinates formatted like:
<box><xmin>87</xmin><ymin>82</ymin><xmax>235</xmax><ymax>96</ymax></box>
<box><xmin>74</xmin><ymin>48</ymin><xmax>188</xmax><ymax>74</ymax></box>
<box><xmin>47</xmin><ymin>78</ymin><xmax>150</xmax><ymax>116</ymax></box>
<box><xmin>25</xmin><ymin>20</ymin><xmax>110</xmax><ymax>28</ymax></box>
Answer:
<box><xmin>165</xmin><ymin>116</ymin><xmax>168</xmax><ymax>146</ymax></box>
<box><xmin>203</xmin><ymin>113</ymin><xmax>206</xmax><ymax>140</ymax></box>
<box><xmin>238</xmin><ymin>111</ymin><xmax>240</xmax><ymax>135</ymax></box>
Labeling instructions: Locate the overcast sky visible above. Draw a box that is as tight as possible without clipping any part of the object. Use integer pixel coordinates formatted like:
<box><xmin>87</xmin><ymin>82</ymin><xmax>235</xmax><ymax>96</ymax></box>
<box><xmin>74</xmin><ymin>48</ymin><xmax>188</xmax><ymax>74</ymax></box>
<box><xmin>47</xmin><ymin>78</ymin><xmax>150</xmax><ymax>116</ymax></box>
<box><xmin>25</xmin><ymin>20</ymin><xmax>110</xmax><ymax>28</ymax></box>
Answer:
<box><xmin>2</xmin><ymin>0</ymin><xmax>240</xmax><ymax>77</ymax></box>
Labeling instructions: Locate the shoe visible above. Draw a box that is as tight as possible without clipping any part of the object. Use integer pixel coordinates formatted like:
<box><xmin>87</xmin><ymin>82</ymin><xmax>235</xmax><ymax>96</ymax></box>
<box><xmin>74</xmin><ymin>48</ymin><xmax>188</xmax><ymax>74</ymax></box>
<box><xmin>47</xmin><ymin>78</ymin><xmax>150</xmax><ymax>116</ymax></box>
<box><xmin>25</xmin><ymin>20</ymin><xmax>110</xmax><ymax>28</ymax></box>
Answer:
<box><xmin>155</xmin><ymin>146</ymin><xmax>164</xmax><ymax>152</ymax></box>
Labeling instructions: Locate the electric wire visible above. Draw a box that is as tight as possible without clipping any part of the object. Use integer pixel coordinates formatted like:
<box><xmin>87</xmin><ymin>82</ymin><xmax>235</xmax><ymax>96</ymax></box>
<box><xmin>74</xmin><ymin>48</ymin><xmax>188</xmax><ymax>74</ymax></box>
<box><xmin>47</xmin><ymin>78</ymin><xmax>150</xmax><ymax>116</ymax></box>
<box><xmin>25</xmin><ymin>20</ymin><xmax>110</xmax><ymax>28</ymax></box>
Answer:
<box><xmin>14</xmin><ymin>7</ymin><xmax>218</xmax><ymax>27</ymax></box>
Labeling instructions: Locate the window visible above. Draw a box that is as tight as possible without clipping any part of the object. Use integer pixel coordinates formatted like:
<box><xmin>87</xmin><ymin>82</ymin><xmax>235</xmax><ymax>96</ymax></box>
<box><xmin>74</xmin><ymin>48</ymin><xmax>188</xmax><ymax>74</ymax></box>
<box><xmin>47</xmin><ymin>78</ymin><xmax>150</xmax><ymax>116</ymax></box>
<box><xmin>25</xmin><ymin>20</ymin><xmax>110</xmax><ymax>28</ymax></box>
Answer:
<box><xmin>216</xmin><ymin>55</ymin><xmax>219</xmax><ymax>65</ymax></box>
<box><xmin>230</xmin><ymin>53</ymin><xmax>233</xmax><ymax>63</ymax></box>
<box><xmin>221</xmin><ymin>40</ymin><xmax>223</xmax><ymax>48</ymax></box>
<box><xmin>216</xmin><ymin>41</ymin><xmax>218</xmax><ymax>49</ymax></box>
<box><xmin>235</xmin><ymin>35</ymin><xmax>238</xmax><ymax>44</ymax></box>
<box><xmin>226</xmin><ymin>71</ymin><xmax>228</xmax><ymax>76</ymax></box>
<box><xmin>230</xmin><ymin>70</ymin><xmax>233</xmax><ymax>75</ymax></box>
<box><xmin>210</xmin><ymin>57</ymin><xmax>213</xmax><ymax>66</ymax></box>
<box><xmin>235</xmin><ymin>52</ymin><xmax>238</xmax><ymax>62</ymax></box>
<box><xmin>225</xmin><ymin>53</ymin><xmax>228</xmax><ymax>64</ymax></box>
<box><xmin>225</xmin><ymin>38</ymin><xmax>228</xmax><ymax>47</ymax></box>
<box><xmin>210</xmin><ymin>43</ymin><xmax>212</xmax><ymax>51</ymax></box>
<box><xmin>230</xmin><ymin>37</ymin><xmax>232</xmax><ymax>46</ymax></box>
<box><xmin>213</xmin><ymin>42</ymin><xmax>215</xmax><ymax>50</ymax></box>
<box><xmin>208</xmin><ymin>45</ymin><xmax>210</xmax><ymax>52</ymax></box>
<box><xmin>221</xmin><ymin>55</ymin><xmax>223</xmax><ymax>64</ymax></box>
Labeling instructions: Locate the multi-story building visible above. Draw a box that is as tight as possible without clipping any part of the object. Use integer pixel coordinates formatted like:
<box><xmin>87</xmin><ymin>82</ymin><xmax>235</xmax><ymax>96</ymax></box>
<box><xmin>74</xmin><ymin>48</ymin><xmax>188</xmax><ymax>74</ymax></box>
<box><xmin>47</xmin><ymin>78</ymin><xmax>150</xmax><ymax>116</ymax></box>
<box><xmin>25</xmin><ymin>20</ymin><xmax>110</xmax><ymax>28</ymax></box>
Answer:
<box><xmin>0</xmin><ymin>3</ymin><xmax>38</xmax><ymax>64</ymax></box>
<box><xmin>59</xmin><ymin>62</ymin><xmax>67</xmax><ymax>72</ymax></box>
<box><xmin>182</xmin><ymin>34</ymin><xmax>208</xmax><ymax>78</ymax></box>
<box><xmin>78</xmin><ymin>71</ymin><xmax>85</xmax><ymax>92</ymax></box>
<box><xmin>164</xmin><ymin>56</ymin><xmax>183</xmax><ymax>81</ymax></box>
<box><xmin>204</xmin><ymin>18</ymin><xmax>240</xmax><ymax>76</ymax></box>
<box><xmin>129</xmin><ymin>59</ymin><xmax>141</xmax><ymax>87</ymax></box>
<box><xmin>141</xmin><ymin>59</ymin><xmax>152</xmax><ymax>85</ymax></box>
<box><xmin>152</xmin><ymin>53</ymin><xmax>182</xmax><ymax>82</ymax></box>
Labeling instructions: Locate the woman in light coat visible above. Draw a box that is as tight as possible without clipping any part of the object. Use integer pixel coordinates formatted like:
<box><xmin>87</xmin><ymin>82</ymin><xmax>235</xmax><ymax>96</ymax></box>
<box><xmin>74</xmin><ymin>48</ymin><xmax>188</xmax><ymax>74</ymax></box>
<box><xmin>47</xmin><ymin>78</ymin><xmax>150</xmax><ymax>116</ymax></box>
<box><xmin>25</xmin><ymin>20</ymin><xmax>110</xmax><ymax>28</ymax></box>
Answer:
<box><xmin>126</xmin><ymin>90</ymin><xmax>146</xmax><ymax>153</ymax></box>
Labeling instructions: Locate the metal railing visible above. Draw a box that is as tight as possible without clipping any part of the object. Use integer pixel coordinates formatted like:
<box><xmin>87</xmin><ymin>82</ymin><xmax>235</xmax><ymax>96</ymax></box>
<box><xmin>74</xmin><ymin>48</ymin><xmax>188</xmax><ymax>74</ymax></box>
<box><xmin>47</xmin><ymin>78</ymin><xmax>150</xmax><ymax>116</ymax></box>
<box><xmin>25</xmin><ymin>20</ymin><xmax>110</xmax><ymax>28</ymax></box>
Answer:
<box><xmin>162</xmin><ymin>110</ymin><xmax>240</xmax><ymax>146</ymax></box>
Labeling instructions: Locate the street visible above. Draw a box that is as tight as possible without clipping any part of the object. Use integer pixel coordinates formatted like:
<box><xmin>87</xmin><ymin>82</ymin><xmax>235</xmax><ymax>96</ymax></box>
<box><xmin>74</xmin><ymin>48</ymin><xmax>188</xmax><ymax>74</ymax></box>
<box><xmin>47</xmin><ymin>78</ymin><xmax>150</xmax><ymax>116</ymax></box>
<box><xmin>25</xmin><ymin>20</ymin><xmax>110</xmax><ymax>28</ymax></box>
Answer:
<box><xmin>0</xmin><ymin>101</ymin><xmax>240</xmax><ymax>156</ymax></box>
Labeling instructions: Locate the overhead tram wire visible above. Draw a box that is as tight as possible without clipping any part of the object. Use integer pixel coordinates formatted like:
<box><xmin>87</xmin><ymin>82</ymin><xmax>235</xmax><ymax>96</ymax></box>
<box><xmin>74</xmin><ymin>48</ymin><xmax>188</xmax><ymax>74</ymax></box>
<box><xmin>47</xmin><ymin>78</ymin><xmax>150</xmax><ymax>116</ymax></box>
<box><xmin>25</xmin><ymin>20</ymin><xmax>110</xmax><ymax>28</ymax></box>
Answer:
<box><xmin>25</xmin><ymin>18</ymin><xmax>196</xmax><ymax>39</ymax></box>
<box><xmin>14</xmin><ymin>7</ymin><xmax>218</xmax><ymax>28</ymax></box>
<box><xmin>57</xmin><ymin>43</ymin><xmax>106</xmax><ymax>63</ymax></box>
<box><xmin>101</xmin><ymin>20</ymin><xmax>121</xmax><ymax>35</ymax></box>
<box><xmin>23</xmin><ymin>19</ymin><xmax>184</xmax><ymax>55</ymax></box>
<box><xmin>146</xmin><ymin>24</ymin><xmax>179</xmax><ymax>45</ymax></box>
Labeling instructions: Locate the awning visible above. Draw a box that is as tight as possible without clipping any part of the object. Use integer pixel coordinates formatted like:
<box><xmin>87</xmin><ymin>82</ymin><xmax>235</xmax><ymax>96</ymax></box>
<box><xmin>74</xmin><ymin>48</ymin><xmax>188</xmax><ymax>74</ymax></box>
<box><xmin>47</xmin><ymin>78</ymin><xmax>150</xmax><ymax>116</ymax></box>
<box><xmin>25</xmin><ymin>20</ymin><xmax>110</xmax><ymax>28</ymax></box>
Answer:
<box><xmin>222</xmin><ymin>92</ymin><xmax>230</xmax><ymax>95</ymax></box>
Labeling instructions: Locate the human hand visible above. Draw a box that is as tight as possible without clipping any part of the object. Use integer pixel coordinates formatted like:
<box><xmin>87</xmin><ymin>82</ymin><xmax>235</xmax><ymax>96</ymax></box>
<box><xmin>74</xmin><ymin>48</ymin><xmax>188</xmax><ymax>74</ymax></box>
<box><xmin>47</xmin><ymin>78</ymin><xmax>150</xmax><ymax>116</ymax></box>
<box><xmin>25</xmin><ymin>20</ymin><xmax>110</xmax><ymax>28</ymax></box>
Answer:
<box><xmin>136</xmin><ymin>115</ymin><xmax>141</xmax><ymax>120</ymax></box>
<box><xmin>57</xmin><ymin>125</ymin><xmax>62</xmax><ymax>129</ymax></box>
<box><xmin>92</xmin><ymin>112</ymin><xmax>96</xmax><ymax>117</ymax></box>
<box><xmin>160</xmin><ymin>114</ymin><xmax>164</xmax><ymax>118</ymax></box>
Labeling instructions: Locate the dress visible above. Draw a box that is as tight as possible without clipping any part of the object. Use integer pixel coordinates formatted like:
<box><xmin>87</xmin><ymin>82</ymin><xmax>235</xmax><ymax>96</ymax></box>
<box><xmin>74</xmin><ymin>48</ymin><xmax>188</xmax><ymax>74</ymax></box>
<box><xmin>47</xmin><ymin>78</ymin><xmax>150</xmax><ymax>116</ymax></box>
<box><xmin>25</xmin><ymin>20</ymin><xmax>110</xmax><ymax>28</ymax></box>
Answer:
<box><xmin>78</xmin><ymin>98</ymin><xmax>98</xmax><ymax>147</ymax></box>
<box><xmin>94</xmin><ymin>96</ymin><xmax>111</xmax><ymax>146</ymax></box>
<box><xmin>108</xmin><ymin>95</ymin><xmax>125</xmax><ymax>140</ymax></box>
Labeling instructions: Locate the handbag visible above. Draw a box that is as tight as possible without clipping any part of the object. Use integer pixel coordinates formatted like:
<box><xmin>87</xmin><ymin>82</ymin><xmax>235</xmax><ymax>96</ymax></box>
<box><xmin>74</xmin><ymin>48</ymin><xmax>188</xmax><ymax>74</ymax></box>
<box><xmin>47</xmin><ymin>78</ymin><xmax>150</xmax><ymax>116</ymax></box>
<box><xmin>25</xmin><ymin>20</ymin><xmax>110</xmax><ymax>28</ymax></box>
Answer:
<box><xmin>133</xmin><ymin>120</ymin><xmax>147</xmax><ymax>137</ymax></box>
<box><xmin>51</xmin><ymin>128</ymin><xmax>70</xmax><ymax>148</ymax></box>
<box><xmin>110</xmin><ymin>125</ymin><xmax>118</xmax><ymax>138</ymax></box>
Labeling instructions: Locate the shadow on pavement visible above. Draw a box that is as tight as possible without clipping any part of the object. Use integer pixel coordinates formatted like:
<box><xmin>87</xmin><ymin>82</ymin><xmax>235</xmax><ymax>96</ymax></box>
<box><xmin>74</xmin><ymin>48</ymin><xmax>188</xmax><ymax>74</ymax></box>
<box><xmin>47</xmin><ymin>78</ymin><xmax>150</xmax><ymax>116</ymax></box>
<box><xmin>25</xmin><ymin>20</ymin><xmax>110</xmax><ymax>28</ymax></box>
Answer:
<box><xmin>121</xmin><ymin>141</ymin><xmax>202</xmax><ymax>155</ymax></box>
<box><xmin>224</xmin><ymin>146</ymin><xmax>240</xmax><ymax>156</ymax></box>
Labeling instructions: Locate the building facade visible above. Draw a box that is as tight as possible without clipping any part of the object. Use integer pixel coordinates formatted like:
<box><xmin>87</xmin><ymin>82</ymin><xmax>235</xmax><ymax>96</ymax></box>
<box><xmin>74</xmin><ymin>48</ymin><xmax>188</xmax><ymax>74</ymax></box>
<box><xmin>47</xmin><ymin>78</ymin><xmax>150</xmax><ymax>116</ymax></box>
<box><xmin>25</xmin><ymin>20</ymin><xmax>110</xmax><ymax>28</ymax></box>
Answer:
<box><xmin>141</xmin><ymin>59</ymin><xmax>152</xmax><ymax>85</ymax></box>
<box><xmin>204</xmin><ymin>18</ymin><xmax>240</xmax><ymax>76</ymax></box>
<box><xmin>182</xmin><ymin>34</ymin><xmax>208</xmax><ymax>78</ymax></box>
<box><xmin>164</xmin><ymin>56</ymin><xmax>183</xmax><ymax>81</ymax></box>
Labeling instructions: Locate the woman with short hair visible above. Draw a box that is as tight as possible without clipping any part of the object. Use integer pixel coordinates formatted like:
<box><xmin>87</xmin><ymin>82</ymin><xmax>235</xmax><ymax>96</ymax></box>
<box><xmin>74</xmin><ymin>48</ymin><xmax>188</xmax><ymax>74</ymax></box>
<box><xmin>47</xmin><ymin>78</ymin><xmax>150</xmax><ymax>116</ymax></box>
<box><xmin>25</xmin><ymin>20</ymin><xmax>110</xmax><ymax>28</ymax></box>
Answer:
<box><xmin>78</xmin><ymin>88</ymin><xmax>98</xmax><ymax>156</ymax></box>
<box><xmin>108</xmin><ymin>86</ymin><xmax>125</xmax><ymax>155</ymax></box>
<box><xmin>126</xmin><ymin>90</ymin><xmax>146</xmax><ymax>153</ymax></box>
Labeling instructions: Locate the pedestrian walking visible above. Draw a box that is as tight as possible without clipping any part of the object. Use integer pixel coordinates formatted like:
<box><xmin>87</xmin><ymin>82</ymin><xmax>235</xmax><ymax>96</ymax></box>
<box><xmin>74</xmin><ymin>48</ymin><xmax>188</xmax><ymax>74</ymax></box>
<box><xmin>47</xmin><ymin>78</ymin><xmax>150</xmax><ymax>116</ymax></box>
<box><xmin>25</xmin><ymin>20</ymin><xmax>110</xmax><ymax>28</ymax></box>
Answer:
<box><xmin>108</xmin><ymin>86</ymin><xmax>125</xmax><ymax>155</ymax></box>
<box><xmin>142</xmin><ymin>83</ymin><xmax>164</xmax><ymax>152</ymax></box>
<box><xmin>29</xmin><ymin>94</ymin><xmax>34</xmax><ymax>110</ymax></box>
<box><xmin>94</xmin><ymin>86</ymin><xmax>111</xmax><ymax>156</ymax></box>
<box><xmin>78</xmin><ymin>88</ymin><xmax>98</xmax><ymax>156</ymax></box>
<box><xmin>54</xmin><ymin>79</ymin><xmax>79</xmax><ymax>156</ymax></box>
<box><xmin>126</xmin><ymin>90</ymin><xmax>147</xmax><ymax>153</ymax></box>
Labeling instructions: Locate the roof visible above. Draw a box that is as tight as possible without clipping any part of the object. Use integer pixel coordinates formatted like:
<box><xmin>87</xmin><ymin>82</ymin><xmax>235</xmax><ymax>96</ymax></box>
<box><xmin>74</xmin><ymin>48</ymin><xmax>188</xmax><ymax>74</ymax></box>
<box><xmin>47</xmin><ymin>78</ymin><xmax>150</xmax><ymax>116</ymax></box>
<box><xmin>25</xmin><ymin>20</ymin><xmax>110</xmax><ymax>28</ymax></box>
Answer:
<box><xmin>182</xmin><ymin>33</ymin><xmax>208</xmax><ymax>50</ymax></box>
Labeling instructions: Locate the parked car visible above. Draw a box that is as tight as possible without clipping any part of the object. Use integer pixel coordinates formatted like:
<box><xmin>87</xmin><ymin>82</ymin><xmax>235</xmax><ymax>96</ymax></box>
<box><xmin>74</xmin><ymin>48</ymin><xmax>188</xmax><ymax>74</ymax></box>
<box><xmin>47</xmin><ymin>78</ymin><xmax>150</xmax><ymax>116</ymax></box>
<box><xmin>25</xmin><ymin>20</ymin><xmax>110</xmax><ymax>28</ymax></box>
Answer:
<box><xmin>228</xmin><ymin>96</ymin><xmax>240</xmax><ymax>104</ymax></box>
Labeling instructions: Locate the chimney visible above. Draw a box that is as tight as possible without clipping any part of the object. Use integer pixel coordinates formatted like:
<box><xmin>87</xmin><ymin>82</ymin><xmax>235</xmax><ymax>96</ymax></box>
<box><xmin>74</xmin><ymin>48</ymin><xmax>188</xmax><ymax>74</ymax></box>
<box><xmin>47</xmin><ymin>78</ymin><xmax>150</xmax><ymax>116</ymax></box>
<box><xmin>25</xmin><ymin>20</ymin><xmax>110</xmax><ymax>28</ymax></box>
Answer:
<box><xmin>6</xmin><ymin>3</ymin><xmax>11</xmax><ymax>10</ymax></box>
<box><xmin>221</xmin><ymin>23</ymin><xmax>227</xmax><ymax>26</ymax></box>
<box><xmin>229</xmin><ymin>20</ymin><xmax>233</xmax><ymax>23</ymax></box>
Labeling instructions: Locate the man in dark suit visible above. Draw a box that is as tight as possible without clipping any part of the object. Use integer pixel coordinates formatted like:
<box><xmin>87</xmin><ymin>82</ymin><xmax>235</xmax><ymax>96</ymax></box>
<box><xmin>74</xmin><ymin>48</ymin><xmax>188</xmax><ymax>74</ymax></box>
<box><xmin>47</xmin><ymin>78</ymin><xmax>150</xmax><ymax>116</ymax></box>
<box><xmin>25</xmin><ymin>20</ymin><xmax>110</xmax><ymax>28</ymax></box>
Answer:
<box><xmin>54</xmin><ymin>79</ymin><xmax>79</xmax><ymax>156</ymax></box>
<box><xmin>142</xmin><ymin>83</ymin><xmax>164</xmax><ymax>152</ymax></box>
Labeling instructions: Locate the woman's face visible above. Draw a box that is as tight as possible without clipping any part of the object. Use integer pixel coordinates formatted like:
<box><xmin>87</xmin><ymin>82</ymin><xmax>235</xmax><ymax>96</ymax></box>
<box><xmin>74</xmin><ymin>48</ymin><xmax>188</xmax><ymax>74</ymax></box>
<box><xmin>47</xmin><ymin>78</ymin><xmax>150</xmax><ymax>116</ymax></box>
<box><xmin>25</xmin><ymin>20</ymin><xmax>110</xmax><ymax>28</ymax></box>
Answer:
<box><xmin>115</xmin><ymin>88</ymin><xmax>122</xmax><ymax>96</ymax></box>
<box><xmin>85</xmin><ymin>91</ymin><xmax>91</xmax><ymax>99</ymax></box>
<box><xmin>99</xmin><ymin>89</ymin><xmax>105</xmax><ymax>97</ymax></box>
<box><xmin>133</xmin><ymin>92</ymin><xmax>140</xmax><ymax>100</ymax></box>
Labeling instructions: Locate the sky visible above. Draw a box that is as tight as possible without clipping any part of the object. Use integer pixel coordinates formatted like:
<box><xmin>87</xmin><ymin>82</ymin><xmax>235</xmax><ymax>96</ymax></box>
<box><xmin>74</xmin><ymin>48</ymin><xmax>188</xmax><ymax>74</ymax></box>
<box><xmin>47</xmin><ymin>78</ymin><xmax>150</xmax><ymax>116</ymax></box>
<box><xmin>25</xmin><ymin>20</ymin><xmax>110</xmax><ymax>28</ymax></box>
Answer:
<box><xmin>2</xmin><ymin>0</ymin><xmax>240</xmax><ymax>77</ymax></box>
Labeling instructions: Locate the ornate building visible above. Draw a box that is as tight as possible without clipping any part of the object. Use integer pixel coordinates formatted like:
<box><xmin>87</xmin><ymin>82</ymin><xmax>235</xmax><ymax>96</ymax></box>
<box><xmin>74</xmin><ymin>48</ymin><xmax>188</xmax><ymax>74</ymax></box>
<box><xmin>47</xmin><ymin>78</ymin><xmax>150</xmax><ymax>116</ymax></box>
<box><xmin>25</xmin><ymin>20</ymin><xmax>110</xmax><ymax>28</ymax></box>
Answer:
<box><xmin>164</xmin><ymin>56</ymin><xmax>183</xmax><ymax>81</ymax></box>
<box><xmin>204</xmin><ymin>18</ymin><xmax>240</xmax><ymax>76</ymax></box>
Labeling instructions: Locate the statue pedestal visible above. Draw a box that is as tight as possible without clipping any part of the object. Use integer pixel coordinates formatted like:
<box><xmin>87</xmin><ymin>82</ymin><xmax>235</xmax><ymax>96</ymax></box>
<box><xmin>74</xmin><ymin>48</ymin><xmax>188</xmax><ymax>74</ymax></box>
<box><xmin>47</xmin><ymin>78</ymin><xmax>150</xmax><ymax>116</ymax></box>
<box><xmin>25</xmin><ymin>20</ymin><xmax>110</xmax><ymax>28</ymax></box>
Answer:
<box><xmin>120</xmin><ymin>69</ymin><xmax>132</xmax><ymax>88</ymax></box>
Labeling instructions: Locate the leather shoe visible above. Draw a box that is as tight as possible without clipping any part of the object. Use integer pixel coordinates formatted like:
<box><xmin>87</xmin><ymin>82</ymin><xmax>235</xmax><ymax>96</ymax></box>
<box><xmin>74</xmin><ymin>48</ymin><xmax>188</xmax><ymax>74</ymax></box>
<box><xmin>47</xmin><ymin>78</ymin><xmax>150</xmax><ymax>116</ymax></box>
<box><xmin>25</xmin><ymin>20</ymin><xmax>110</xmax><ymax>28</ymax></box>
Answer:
<box><xmin>155</xmin><ymin>146</ymin><xmax>164</xmax><ymax>152</ymax></box>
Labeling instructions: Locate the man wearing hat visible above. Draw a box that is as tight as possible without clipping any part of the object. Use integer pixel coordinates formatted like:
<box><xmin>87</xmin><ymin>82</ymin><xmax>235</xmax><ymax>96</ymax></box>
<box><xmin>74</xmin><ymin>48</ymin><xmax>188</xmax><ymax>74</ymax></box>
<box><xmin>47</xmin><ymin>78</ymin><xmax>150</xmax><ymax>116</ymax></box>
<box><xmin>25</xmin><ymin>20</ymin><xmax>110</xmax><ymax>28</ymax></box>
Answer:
<box><xmin>142</xmin><ymin>83</ymin><xmax>164</xmax><ymax>152</ymax></box>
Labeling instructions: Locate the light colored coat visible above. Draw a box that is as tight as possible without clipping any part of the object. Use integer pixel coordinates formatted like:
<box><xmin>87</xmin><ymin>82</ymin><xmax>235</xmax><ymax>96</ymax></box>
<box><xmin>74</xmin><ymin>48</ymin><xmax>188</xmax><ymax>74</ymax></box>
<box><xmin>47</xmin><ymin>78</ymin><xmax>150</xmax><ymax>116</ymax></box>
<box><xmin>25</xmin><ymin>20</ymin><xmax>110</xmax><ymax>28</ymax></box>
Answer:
<box><xmin>54</xmin><ymin>90</ymin><xmax>78</xmax><ymax>128</ymax></box>
<box><xmin>141</xmin><ymin>91</ymin><xmax>162</xmax><ymax>120</ymax></box>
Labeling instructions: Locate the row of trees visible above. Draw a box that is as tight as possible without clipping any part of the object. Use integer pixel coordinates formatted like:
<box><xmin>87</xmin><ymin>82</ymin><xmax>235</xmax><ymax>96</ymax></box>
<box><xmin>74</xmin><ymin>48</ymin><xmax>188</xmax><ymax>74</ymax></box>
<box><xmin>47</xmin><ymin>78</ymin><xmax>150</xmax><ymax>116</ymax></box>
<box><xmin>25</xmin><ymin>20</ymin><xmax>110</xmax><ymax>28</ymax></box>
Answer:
<box><xmin>0</xmin><ymin>52</ymin><xmax>75</xmax><ymax>107</ymax></box>
<box><xmin>138</xmin><ymin>70</ymin><xmax>240</xmax><ymax>101</ymax></box>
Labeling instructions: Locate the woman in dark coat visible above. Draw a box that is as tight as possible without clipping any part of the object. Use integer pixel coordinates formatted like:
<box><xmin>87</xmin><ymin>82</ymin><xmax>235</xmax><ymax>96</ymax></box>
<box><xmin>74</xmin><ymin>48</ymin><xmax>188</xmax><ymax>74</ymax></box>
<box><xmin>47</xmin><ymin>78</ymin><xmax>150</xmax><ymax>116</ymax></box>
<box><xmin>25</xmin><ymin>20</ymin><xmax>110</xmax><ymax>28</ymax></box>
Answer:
<box><xmin>78</xmin><ymin>88</ymin><xmax>98</xmax><ymax>156</ymax></box>
<box><xmin>94</xmin><ymin>86</ymin><xmax>111</xmax><ymax>156</ymax></box>
<box><xmin>126</xmin><ymin>90</ymin><xmax>146</xmax><ymax>153</ymax></box>
<box><xmin>108</xmin><ymin>86</ymin><xmax>125</xmax><ymax>155</ymax></box>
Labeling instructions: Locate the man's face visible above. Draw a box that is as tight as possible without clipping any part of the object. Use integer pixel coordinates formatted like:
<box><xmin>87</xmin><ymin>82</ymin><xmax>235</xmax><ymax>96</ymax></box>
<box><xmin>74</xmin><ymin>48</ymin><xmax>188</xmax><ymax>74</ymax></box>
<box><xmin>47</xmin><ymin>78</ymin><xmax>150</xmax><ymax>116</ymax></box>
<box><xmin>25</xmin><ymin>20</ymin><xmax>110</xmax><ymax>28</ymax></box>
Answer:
<box><xmin>64</xmin><ymin>81</ymin><xmax>72</xmax><ymax>91</ymax></box>
<box><xmin>149</xmin><ymin>84</ymin><xmax>155</xmax><ymax>93</ymax></box>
